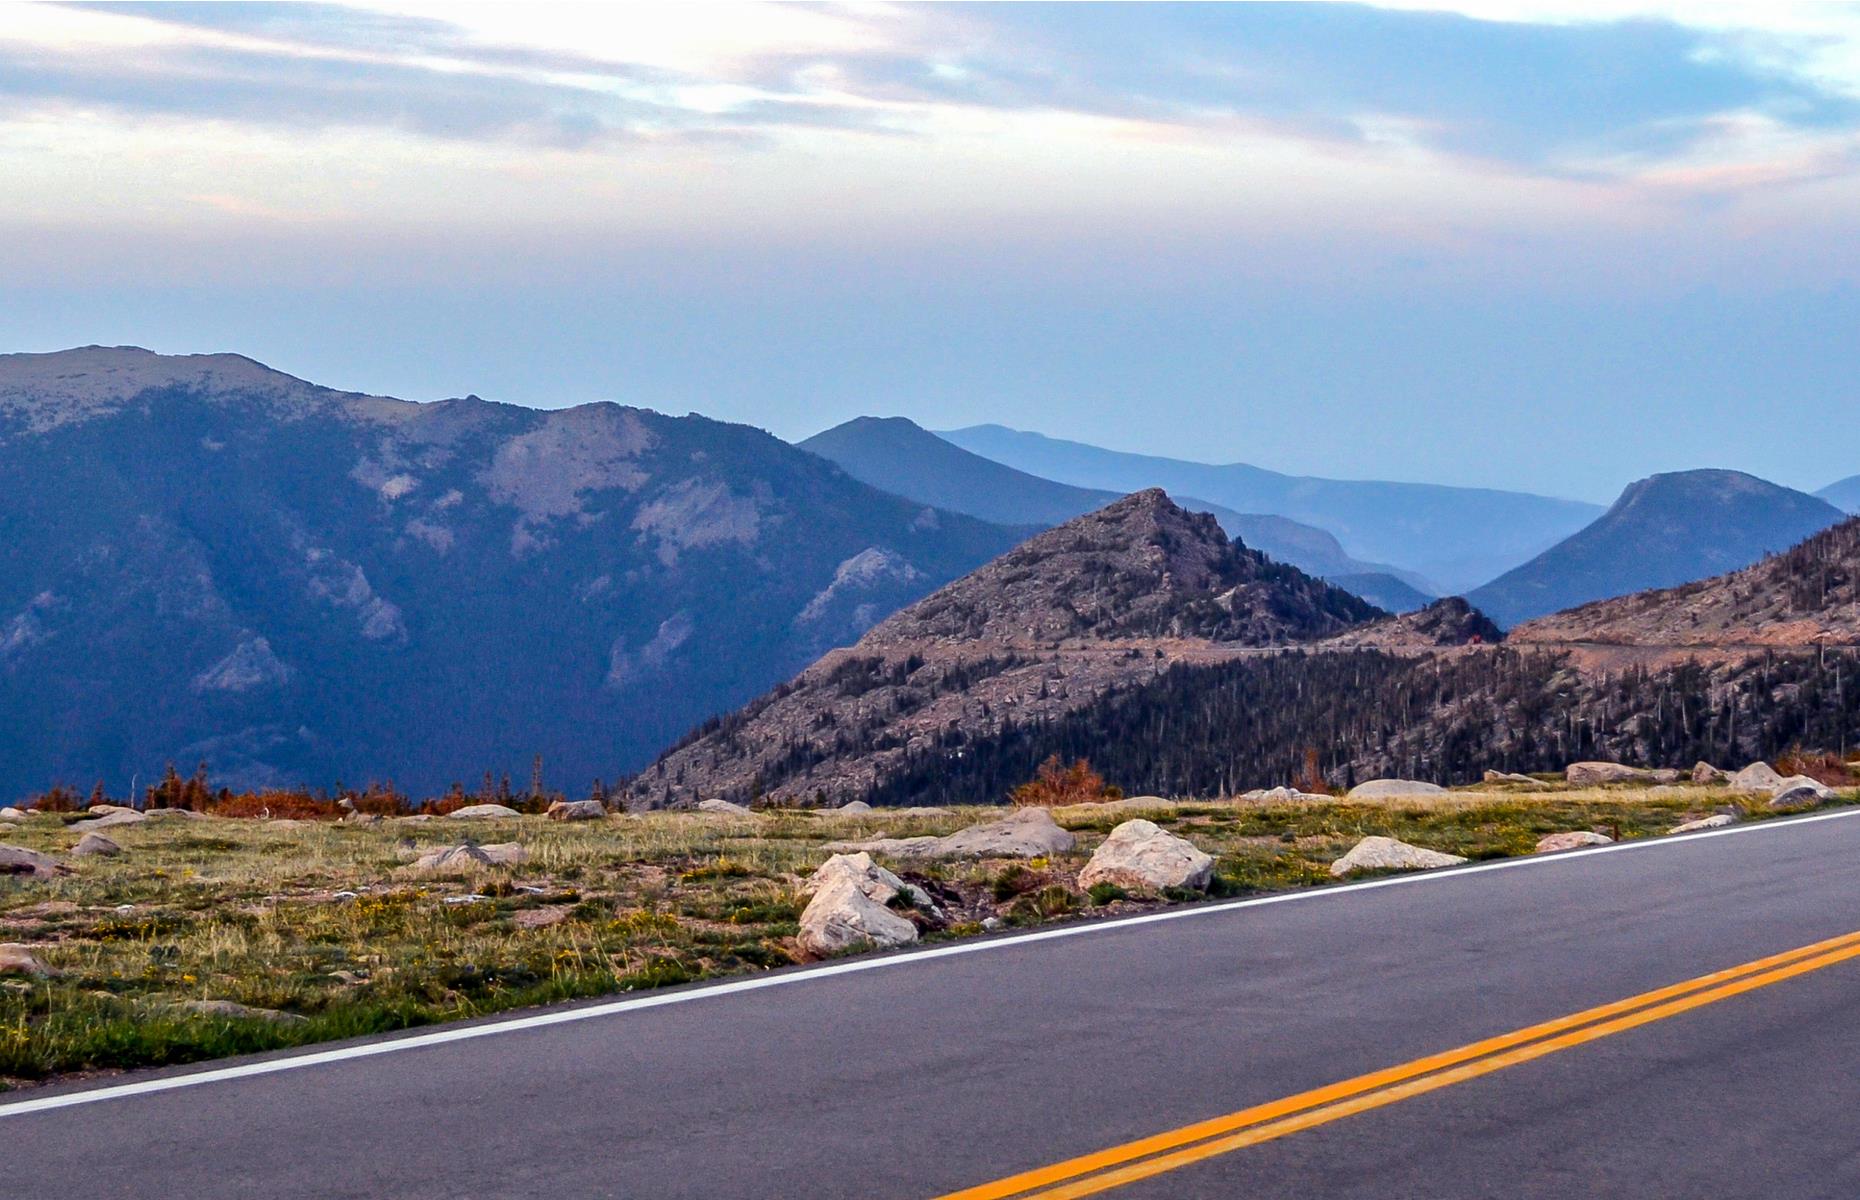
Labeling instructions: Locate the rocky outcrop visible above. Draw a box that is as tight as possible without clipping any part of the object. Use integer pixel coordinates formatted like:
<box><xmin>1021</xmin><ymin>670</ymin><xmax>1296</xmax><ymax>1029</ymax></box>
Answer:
<box><xmin>1329</xmin><ymin>836</ymin><xmax>1467</xmax><ymax>876</ymax></box>
<box><xmin>72</xmin><ymin>832</ymin><xmax>121</xmax><ymax>857</ymax></box>
<box><xmin>75</xmin><ymin>808</ymin><xmax>147</xmax><ymax>830</ymax></box>
<box><xmin>1534</xmin><ymin>831</ymin><xmax>1613</xmax><ymax>853</ymax></box>
<box><xmin>1077</xmin><ymin>820</ymin><xmax>1213</xmax><ymax>894</ymax></box>
<box><xmin>828</xmin><ymin>807</ymin><xmax>1075</xmax><ymax>860</ymax></box>
<box><xmin>797</xmin><ymin>853</ymin><xmax>922</xmax><ymax>957</ymax></box>
<box><xmin>444</xmin><ymin>804</ymin><xmax>522</xmax><ymax>820</ymax></box>
<box><xmin>0</xmin><ymin>844</ymin><xmax>71</xmax><ymax>878</ymax></box>
<box><xmin>545</xmin><ymin>799</ymin><xmax>607</xmax><ymax>821</ymax></box>
<box><xmin>1345</xmin><ymin>779</ymin><xmax>1447</xmax><ymax>799</ymax></box>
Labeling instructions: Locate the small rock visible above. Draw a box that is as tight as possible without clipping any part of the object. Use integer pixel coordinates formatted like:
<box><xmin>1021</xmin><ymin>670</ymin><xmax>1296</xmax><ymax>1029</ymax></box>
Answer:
<box><xmin>444</xmin><ymin>804</ymin><xmax>522</xmax><ymax>820</ymax></box>
<box><xmin>1482</xmin><ymin>771</ymin><xmax>1539</xmax><ymax>786</ymax></box>
<box><xmin>72</xmin><ymin>832</ymin><xmax>121</xmax><ymax>857</ymax></box>
<box><xmin>0</xmin><ymin>844</ymin><xmax>72</xmax><ymax>878</ymax></box>
<box><xmin>1329</xmin><ymin>836</ymin><xmax>1467</xmax><ymax>876</ymax></box>
<box><xmin>173</xmin><ymin>999</ymin><xmax>306</xmax><ymax>1024</ymax></box>
<box><xmin>1691</xmin><ymin>762</ymin><xmax>1729</xmax><ymax>784</ymax></box>
<box><xmin>696</xmin><ymin>798</ymin><xmax>755</xmax><ymax>816</ymax></box>
<box><xmin>981</xmin><ymin>916</ymin><xmax>1003</xmax><ymax>930</ymax></box>
<box><xmin>332</xmin><ymin>890</ymin><xmax>360</xmax><ymax>900</ymax></box>
<box><xmin>1534</xmin><ymin>831</ymin><xmax>1613</xmax><ymax>853</ymax></box>
<box><xmin>546</xmin><ymin>799</ymin><xmax>607</xmax><ymax>822</ymax></box>
<box><xmin>0</xmin><ymin>943</ymin><xmax>57</xmax><ymax>977</ymax></box>
<box><xmin>442</xmin><ymin>894</ymin><xmax>491</xmax><ymax>905</ymax></box>
<box><xmin>1078</xmin><ymin>820</ymin><xmax>1214</xmax><ymax>894</ymax></box>
<box><xmin>1346</xmin><ymin>779</ymin><xmax>1448</xmax><ymax>799</ymax></box>
<box><xmin>1669</xmin><ymin>813</ymin><xmax>1737</xmax><ymax>834</ymax></box>
<box><xmin>1729</xmin><ymin>762</ymin><xmax>1786</xmax><ymax>792</ymax></box>
<box><xmin>515</xmin><ymin>905</ymin><xmax>573</xmax><ymax>929</ymax></box>
<box><xmin>1565</xmin><ymin>762</ymin><xmax>1652</xmax><ymax>787</ymax></box>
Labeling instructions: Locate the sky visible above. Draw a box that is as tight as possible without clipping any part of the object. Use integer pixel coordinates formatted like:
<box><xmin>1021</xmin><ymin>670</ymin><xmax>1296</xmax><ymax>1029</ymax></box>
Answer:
<box><xmin>2</xmin><ymin>1</ymin><xmax>1859</xmax><ymax>502</ymax></box>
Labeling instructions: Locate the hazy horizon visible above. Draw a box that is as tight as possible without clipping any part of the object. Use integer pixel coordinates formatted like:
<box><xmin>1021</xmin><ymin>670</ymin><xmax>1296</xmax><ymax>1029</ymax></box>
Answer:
<box><xmin>4</xmin><ymin>2</ymin><xmax>1859</xmax><ymax>502</ymax></box>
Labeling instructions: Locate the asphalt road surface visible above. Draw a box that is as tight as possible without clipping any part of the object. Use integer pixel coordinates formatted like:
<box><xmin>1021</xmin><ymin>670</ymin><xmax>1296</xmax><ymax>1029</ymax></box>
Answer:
<box><xmin>9</xmin><ymin>809</ymin><xmax>1860</xmax><ymax>1199</ymax></box>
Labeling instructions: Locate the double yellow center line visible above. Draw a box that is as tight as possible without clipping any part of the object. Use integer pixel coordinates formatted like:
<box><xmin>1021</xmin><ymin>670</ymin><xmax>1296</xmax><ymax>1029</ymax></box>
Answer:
<box><xmin>935</xmin><ymin>926</ymin><xmax>1860</xmax><ymax>1199</ymax></box>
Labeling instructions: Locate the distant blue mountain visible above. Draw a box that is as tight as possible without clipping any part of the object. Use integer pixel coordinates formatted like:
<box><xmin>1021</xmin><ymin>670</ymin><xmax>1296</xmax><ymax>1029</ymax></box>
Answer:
<box><xmin>0</xmin><ymin>348</ymin><xmax>1022</xmax><ymax>801</ymax></box>
<box><xmin>1468</xmin><ymin>469</ymin><xmax>1847</xmax><ymax>628</ymax></box>
<box><xmin>1820</xmin><ymin>475</ymin><xmax>1860</xmax><ymax>514</ymax></box>
<box><xmin>939</xmin><ymin>423</ymin><xmax>1601</xmax><ymax>593</ymax></box>
<box><xmin>800</xmin><ymin>416</ymin><xmax>1432</xmax><ymax>608</ymax></box>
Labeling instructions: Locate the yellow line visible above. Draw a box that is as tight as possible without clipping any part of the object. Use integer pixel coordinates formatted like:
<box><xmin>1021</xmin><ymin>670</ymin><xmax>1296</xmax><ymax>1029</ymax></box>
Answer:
<box><xmin>935</xmin><ymin>927</ymin><xmax>1860</xmax><ymax>1200</ymax></box>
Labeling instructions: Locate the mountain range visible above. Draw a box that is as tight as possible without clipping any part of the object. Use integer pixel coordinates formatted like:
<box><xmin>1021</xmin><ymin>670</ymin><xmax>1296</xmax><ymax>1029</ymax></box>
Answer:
<box><xmin>0</xmin><ymin>347</ymin><xmax>1020</xmax><ymax>800</ymax></box>
<box><xmin>800</xmin><ymin>416</ymin><xmax>1433</xmax><ymax>612</ymax></box>
<box><xmin>936</xmin><ymin>423</ymin><xmax>1604</xmax><ymax>592</ymax></box>
<box><xmin>1467</xmin><ymin>470</ymin><xmax>1847</xmax><ymax>628</ymax></box>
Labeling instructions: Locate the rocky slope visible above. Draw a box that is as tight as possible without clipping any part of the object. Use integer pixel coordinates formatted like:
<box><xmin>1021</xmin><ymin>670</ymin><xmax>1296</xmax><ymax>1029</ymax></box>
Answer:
<box><xmin>801</xmin><ymin>416</ymin><xmax>1433</xmax><ymax>607</ymax></box>
<box><xmin>1468</xmin><ymin>470</ymin><xmax>1848</xmax><ymax>628</ymax></box>
<box><xmin>938</xmin><ymin>423</ymin><xmax>1601</xmax><ymax>592</ymax></box>
<box><xmin>0</xmin><ymin>347</ymin><xmax>1021</xmax><ymax>800</ymax></box>
<box><xmin>630</xmin><ymin>490</ymin><xmax>1380</xmax><ymax>807</ymax></box>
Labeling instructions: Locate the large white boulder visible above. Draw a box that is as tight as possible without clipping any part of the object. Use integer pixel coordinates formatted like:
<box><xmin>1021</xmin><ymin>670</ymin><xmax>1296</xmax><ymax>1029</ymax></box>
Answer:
<box><xmin>1565</xmin><ymin>762</ymin><xmax>1652</xmax><ymax>787</ymax></box>
<box><xmin>1345</xmin><ymin>779</ymin><xmax>1447</xmax><ymax>800</ymax></box>
<box><xmin>1240</xmin><ymin>787</ymin><xmax>1329</xmax><ymax>803</ymax></box>
<box><xmin>545</xmin><ymin>799</ymin><xmax>607</xmax><ymax>822</ymax></box>
<box><xmin>0</xmin><ymin>808</ymin><xmax>28</xmax><ymax>823</ymax></box>
<box><xmin>1770</xmin><ymin>780</ymin><xmax>1833</xmax><ymax>809</ymax></box>
<box><xmin>76</xmin><ymin>808</ymin><xmax>147</xmax><ymax>830</ymax></box>
<box><xmin>1534</xmin><ymin>831</ymin><xmax>1613</xmax><ymax>854</ymax></box>
<box><xmin>696</xmin><ymin>798</ymin><xmax>754</xmax><ymax>816</ymax></box>
<box><xmin>1329</xmin><ymin>836</ymin><xmax>1467</xmax><ymax>876</ymax></box>
<box><xmin>1729</xmin><ymin>762</ymin><xmax>1786</xmax><ymax>792</ymax></box>
<box><xmin>444</xmin><ymin>804</ymin><xmax>522</xmax><ymax>820</ymax></box>
<box><xmin>1078</xmin><ymin>820</ymin><xmax>1213</xmax><ymax>893</ymax></box>
<box><xmin>797</xmin><ymin>854</ymin><xmax>922</xmax><ymax>957</ymax></box>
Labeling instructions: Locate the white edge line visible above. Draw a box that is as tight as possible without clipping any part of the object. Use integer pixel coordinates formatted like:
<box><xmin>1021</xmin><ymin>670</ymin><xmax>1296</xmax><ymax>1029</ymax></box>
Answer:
<box><xmin>4</xmin><ymin>804</ymin><xmax>1857</xmax><ymax>1118</ymax></box>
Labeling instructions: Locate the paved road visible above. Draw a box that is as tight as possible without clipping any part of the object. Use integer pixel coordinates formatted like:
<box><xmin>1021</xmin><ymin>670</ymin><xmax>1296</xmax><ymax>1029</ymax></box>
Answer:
<box><xmin>9</xmin><ymin>811</ymin><xmax>1860</xmax><ymax>1199</ymax></box>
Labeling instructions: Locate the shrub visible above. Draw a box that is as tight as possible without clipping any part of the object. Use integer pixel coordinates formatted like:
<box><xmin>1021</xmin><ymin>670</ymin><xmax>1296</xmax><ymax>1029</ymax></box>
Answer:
<box><xmin>1011</xmin><ymin>755</ymin><xmax>1120</xmax><ymax>807</ymax></box>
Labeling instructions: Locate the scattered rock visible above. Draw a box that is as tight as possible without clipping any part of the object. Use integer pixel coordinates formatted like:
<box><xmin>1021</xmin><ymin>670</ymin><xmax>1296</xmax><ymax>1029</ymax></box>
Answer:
<box><xmin>407</xmin><ymin>843</ymin><xmax>527</xmax><ymax>872</ymax></box>
<box><xmin>797</xmin><ymin>855</ymin><xmax>920</xmax><ymax>957</ymax></box>
<box><xmin>1669</xmin><ymin>813</ymin><xmax>1737</xmax><ymax>834</ymax></box>
<box><xmin>1078</xmin><ymin>820</ymin><xmax>1213</xmax><ymax>894</ymax></box>
<box><xmin>1691</xmin><ymin>762</ymin><xmax>1729</xmax><ymax>784</ymax></box>
<box><xmin>0</xmin><ymin>845</ymin><xmax>72</xmax><ymax>878</ymax></box>
<box><xmin>1565</xmin><ymin>762</ymin><xmax>1652</xmax><ymax>786</ymax></box>
<box><xmin>75</xmin><ymin>808</ymin><xmax>147</xmax><ymax>830</ymax></box>
<box><xmin>1729</xmin><ymin>762</ymin><xmax>1785</xmax><ymax>792</ymax></box>
<box><xmin>546</xmin><ymin>799</ymin><xmax>608</xmax><ymax>822</ymax></box>
<box><xmin>1534</xmin><ymin>831</ymin><xmax>1613</xmax><ymax>853</ymax></box>
<box><xmin>1329</xmin><ymin>836</ymin><xmax>1467</xmax><ymax>876</ymax></box>
<box><xmin>696</xmin><ymin>798</ymin><xmax>755</xmax><ymax>816</ymax></box>
<box><xmin>1345</xmin><ymin>779</ymin><xmax>1448</xmax><ymax>799</ymax></box>
<box><xmin>0</xmin><ymin>943</ymin><xmax>57</xmax><ymax>976</ymax></box>
<box><xmin>1482</xmin><ymin>771</ymin><xmax>1539</xmax><ymax>786</ymax></box>
<box><xmin>72</xmin><ymin>833</ymin><xmax>121</xmax><ymax>857</ymax></box>
<box><xmin>172</xmin><ymin>999</ymin><xmax>306</xmax><ymax>1024</ymax></box>
<box><xmin>444</xmin><ymin>804</ymin><xmax>523</xmax><ymax>820</ymax></box>
<box><xmin>830</xmin><ymin>807</ymin><xmax>1075</xmax><ymax>859</ymax></box>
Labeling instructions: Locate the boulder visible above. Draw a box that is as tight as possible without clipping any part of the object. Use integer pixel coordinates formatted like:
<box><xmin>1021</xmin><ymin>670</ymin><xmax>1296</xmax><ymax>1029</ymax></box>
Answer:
<box><xmin>696</xmin><ymin>799</ymin><xmax>754</xmax><ymax>816</ymax></box>
<box><xmin>1770</xmin><ymin>783</ymin><xmax>1830</xmax><ymax>810</ymax></box>
<box><xmin>72</xmin><ymin>832</ymin><xmax>121</xmax><ymax>857</ymax></box>
<box><xmin>1077</xmin><ymin>820</ymin><xmax>1213</xmax><ymax>894</ymax></box>
<box><xmin>0</xmin><ymin>844</ymin><xmax>72</xmax><ymax>878</ymax></box>
<box><xmin>1669</xmin><ymin>813</ymin><xmax>1737</xmax><ymax>834</ymax></box>
<box><xmin>1565</xmin><ymin>762</ymin><xmax>1651</xmax><ymax>786</ymax></box>
<box><xmin>835</xmin><ymin>801</ymin><xmax>874</xmax><ymax>814</ymax></box>
<box><xmin>0</xmin><ymin>943</ymin><xmax>57</xmax><ymax>977</ymax></box>
<box><xmin>1345</xmin><ymin>779</ymin><xmax>1447</xmax><ymax>799</ymax></box>
<box><xmin>1329</xmin><ymin>836</ymin><xmax>1467</xmax><ymax>876</ymax></box>
<box><xmin>1774</xmin><ymin>775</ymin><xmax>1836</xmax><ymax>800</ymax></box>
<box><xmin>798</xmin><ymin>875</ymin><xmax>919</xmax><ymax>957</ymax></box>
<box><xmin>1482</xmin><ymin>771</ymin><xmax>1539</xmax><ymax>786</ymax></box>
<box><xmin>802</xmin><ymin>852</ymin><xmax>935</xmax><ymax>911</ymax></box>
<box><xmin>1691</xmin><ymin>762</ymin><xmax>1729</xmax><ymax>784</ymax></box>
<box><xmin>546</xmin><ymin>799</ymin><xmax>608</xmax><ymax>822</ymax></box>
<box><xmin>341</xmin><ymin>811</ymin><xmax>383</xmax><ymax>827</ymax></box>
<box><xmin>144</xmin><ymin>808</ymin><xmax>214</xmax><ymax>822</ymax></box>
<box><xmin>444</xmin><ymin>804</ymin><xmax>522</xmax><ymax>820</ymax></box>
<box><xmin>1534</xmin><ymin>831</ymin><xmax>1613</xmax><ymax>854</ymax></box>
<box><xmin>173</xmin><ymin>999</ymin><xmax>306</xmax><ymax>1024</ymax></box>
<box><xmin>1729</xmin><ymin>762</ymin><xmax>1786</xmax><ymax>792</ymax></box>
<box><xmin>1650</xmin><ymin>769</ymin><xmax>1682</xmax><ymax>784</ymax></box>
<box><xmin>408</xmin><ymin>842</ymin><xmax>527</xmax><ymax>871</ymax></box>
<box><xmin>85</xmin><ymin>804</ymin><xmax>134</xmax><ymax>816</ymax></box>
<box><xmin>825</xmin><ymin>807</ymin><xmax>1075</xmax><ymax>860</ymax></box>
<box><xmin>76</xmin><ymin>808</ymin><xmax>147</xmax><ymax>830</ymax></box>
<box><xmin>1240</xmin><ymin>787</ymin><xmax>1328</xmax><ymax>803</ymax></box>
<box><xmin>0</xmin><ymin>807</ymin><xmax>27</xmax><ymax>823</ymax></box>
